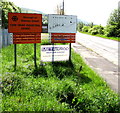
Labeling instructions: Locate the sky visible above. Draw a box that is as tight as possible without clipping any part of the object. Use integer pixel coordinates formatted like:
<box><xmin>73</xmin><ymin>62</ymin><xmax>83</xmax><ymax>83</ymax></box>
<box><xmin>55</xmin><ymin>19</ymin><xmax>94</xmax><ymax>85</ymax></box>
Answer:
<box><xmin>9</xmin><ymin>0</ymin><xmax>119</xmax><ymax>26</ymax></box>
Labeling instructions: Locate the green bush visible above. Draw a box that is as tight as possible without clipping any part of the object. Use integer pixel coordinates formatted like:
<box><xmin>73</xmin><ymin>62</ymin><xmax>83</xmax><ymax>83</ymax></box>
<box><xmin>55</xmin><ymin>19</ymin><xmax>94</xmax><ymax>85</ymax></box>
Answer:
<box><xmin>89</xmin><ymin>25</ymin><xmax>104</xmax><ymax>35</ymax></box>
<box><xmin>88</xmin><ymin>28</ymin><xmax>93</xmax><ymax>33</ymax></box>
<box><xmin>83</xmin><ymin>25</ymin><xmax>104</xmax><ymax>35</ymax></box>
<box><xmin>2</xmin><ymin>73</ymin><xmax>24</xmax><ymax>95</ymax></box>
<box><xmin>104</xmin><ymin>25</ymin><xmax>119</xmax><ymax>37</ymax></box>
<box><xmin>116</xmin><ymin>29</ymin><xmax>120</xmax><ymax>37</ymax></box>
<box><xmin>74</xmin><ymin>90</ymin><xmax>120</xmax><ymax>112</ymax></box>
<box><xmin>91</xmin><ymin>30</ymin><xmax>98</xmax><ymax>35</ymax></box>
<box><xmin>82</xmin><ymin>26</ymin><xmax>90</xmax><ymax>32</ymax></box>
<box><xmin>98</xmin><ymin>29</ymin><xmax>104</xmax><ymax>35</ymax></box>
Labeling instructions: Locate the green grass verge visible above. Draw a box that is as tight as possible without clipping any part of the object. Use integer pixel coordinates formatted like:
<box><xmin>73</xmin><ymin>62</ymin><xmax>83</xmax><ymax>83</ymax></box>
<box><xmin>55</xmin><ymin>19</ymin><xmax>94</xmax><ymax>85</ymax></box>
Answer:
<box><xmin>1</xmin><ymin>41</ymin><xmax>120</xmax><ymax>112</ymax></box>
<box><xmin>79</xmin><ymin>31</ymin><xmax>120</xmax><ymax>41</ymax></box>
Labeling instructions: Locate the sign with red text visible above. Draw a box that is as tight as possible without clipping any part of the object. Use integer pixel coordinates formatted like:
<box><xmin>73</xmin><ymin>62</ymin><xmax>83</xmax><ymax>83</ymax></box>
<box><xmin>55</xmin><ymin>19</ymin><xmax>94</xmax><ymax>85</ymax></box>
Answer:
<box><xmin>51</xmin><ymin>33</ymin><xmax>75</xmax><ymax>43</ymax></box>
<box><xmin>13</xmin><ymin>33</ymin><xmax>41</xmax><ymax>44</ymax></box>
<box><xmin>8</xmin><ymin>13</ymin><xmax>42</xmax><ymax>33</ymax></box>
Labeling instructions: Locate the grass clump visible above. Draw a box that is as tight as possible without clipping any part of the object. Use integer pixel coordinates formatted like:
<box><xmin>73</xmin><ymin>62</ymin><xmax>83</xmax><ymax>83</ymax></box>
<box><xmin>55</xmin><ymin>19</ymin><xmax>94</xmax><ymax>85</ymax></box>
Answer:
<box><xmin>1</xmin><ymin>41</ymin><xmax>119</xmax><ymax>112</ymax></box>
<box><xmin>2</xmin><ymin>73</ymin><xmax>24</xmax><ymax>95</ymax></box>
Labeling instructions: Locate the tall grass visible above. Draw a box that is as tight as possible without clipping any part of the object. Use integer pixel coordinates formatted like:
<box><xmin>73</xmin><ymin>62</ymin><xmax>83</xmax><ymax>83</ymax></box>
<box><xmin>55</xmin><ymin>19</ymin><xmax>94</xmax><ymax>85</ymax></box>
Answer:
<box><xmin>1</xmin><ymin>41</ymin><xmax>119</xmax><ymax>112</ymax></box>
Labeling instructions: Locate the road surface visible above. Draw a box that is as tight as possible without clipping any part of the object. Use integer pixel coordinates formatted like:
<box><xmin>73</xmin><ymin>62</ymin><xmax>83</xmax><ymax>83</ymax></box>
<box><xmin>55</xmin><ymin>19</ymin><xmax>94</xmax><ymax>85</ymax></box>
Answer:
<box><xmin>76</xmin><ymin>32</ymin><xmax>118</xmax><ymax>66</ymax></box>
<box><xmin>72</xmin><ymin>32</ymin><xmax>119</xmax><ymax>93</ymax></box>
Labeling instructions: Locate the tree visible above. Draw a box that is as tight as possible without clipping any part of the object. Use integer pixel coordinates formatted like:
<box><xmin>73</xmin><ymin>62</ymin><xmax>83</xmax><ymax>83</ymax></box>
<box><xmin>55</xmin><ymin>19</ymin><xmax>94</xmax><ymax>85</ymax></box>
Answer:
<box><xmin>106</xmin><ymin>7</ymin><xmax>120</xmax><ymax>37</ymax></box>
<box><xmin>0</xmin><ymin>1</ymin><xmax>21</xmax><ymax>28</ymax></box>
<box><xmin>107</xmin><ymin>9</ymin><xmax>119</xmax><ymax>25</ymax></box>
<box><xmin>77</xmin><ymin>21</ymin><xmax>84</xmax><ymax>31</ymax></box>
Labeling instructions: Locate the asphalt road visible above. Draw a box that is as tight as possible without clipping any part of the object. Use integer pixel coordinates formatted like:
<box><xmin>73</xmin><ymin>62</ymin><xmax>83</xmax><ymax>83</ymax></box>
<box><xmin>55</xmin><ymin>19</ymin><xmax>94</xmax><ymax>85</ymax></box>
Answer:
<box><xmin>72</xmin><ymin>32</ymin><xmax>119</xmax><ymax>93</ymax></box>
<box><xmin>76</xmin><ymin>32</ymin><xmax>119</xmax><ymax>66</ymax></box>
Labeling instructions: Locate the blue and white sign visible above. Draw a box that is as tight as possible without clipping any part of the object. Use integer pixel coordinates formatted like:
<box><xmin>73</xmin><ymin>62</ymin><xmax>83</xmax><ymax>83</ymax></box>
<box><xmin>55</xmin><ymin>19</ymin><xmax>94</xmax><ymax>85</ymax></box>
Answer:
<box><xmin>41</xmin><ymin>45</ymin><xmax>69</xmax><ymax>62</ymax></box>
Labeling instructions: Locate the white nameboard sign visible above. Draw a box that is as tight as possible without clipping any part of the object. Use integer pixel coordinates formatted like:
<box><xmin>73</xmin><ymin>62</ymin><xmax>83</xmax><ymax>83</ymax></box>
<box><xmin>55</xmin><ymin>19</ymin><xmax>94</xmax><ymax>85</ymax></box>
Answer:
<box><xmin>41</xmin><ymin>45</ymin><xmax>69</xmax><ymax>62</ymax></box>
<box><xmin>48</xmin><ymin>14</ymin><xmax>77</xmax><ymax>33</ymax></box>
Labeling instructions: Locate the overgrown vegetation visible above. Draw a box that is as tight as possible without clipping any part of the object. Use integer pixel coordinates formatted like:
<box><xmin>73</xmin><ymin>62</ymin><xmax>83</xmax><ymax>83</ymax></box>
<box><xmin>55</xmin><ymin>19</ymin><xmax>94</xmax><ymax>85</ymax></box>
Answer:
<box><xmin>1</xmin><ymin>40</ymin><xmax>119</xmax><ymax>112</ymax></box>
<box><xmin>77</xmin><ymin>8</ymin><xmax>120</xmax><ymax>40</ymax></box>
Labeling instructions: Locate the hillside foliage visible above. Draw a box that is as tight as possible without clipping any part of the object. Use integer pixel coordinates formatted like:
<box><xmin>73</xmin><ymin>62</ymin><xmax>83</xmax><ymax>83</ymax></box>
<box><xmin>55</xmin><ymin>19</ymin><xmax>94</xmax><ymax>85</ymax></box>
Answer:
<box><xmin>77</xmin><ymin>8</ymin><xmax>120</xmax><ymax>38</ymax></box>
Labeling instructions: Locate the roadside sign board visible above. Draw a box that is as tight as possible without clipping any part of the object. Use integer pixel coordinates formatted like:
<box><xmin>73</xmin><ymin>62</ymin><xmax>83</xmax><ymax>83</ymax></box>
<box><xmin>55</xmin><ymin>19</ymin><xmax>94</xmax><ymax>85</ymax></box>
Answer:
<box><xmin>48</xmin><ymin>14</ymin><xmax>77</xmax><ymax>33</ymax></box>
<box><xmin>51</xmin><ymin>33</ymin><xmax>75</xmax><ymax>43</ymax></box>
<box><xmin>41</xmin><ymin>45</ymin><xmax>69</xmax><ymax>62</ymax></box>
<box><xmin>13</xmin><ymin>33</ymin><xmax>41</xmax><ymax>44</ymax></box>
<box><xmin>8</xmin><ymin>13</ymin><xmax>42</xmax><ymax>33</ymax></box>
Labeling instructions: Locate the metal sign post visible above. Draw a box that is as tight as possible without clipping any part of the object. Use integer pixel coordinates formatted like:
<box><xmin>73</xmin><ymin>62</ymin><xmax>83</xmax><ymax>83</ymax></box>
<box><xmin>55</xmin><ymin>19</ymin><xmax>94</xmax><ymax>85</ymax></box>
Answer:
<box><xmin>14</xmin><ymin>44</ymin><xmax>17</xmax><ymax>70</ymax></box>
<box><xmin>63</xmin><ymin>0</ymin><xmax>71</xmax><ymax>62</ymax></box>
<box><xmin>69</xmin><ymin>43</ymin><xmax>71</xmax><ymax>62</ymax></box>
<box><xmin>52</xmin><ymin>43</ymin><xmax>54</xmax><ymax>63</ymax></box>
<box><xmin>50</xmin><ymin>33</ymin><xmax>54</xmax><ymax>63</ymax></box>
<box><xmin>34</xmin><ymin>43</ymin><xmax>37</xmax><ymax>68</ymax></box>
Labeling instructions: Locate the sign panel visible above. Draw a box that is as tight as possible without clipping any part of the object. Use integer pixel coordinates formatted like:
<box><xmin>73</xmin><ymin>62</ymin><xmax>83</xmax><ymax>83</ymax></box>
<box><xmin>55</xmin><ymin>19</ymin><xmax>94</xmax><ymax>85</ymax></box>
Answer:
<box><xmin>51</xmin><ymin>33</ymin><xmax>75</xmax><ymax>43</ymax></box>
<box><xmin>13</xmin><ymin>33</ymin><xmax>41</xmax><ymax>44</ymax></box>
<box><xmin>8</xmin><ymin>13</ymin><xmax>42</xmax><ymax>33</ymax></box>
<box><xmin>41</xmin><ymin>45</ymin><xmax>69</xmax><ymax>62</ymax></box>
<box><xmin>48</xmin><ymin>14</ymin><xmax>77</xmax><ymax>33</ymax></box>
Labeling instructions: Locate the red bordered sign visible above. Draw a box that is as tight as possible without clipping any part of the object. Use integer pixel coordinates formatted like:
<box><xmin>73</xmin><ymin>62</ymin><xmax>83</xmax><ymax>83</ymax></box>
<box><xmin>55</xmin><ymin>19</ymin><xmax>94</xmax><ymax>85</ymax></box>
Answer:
<box><xmin>13</xmin><ymin>33</ymin><xmax>41</xmax><ymax>44</ymax></box>
<box><xmin>51</xmin><ymin>33</ymin><xmax>76</xmax><ymax>43</ymax></box>
<box><xmin>8</xmin><ymin>13</ymin><xmax>42</xmax><ymax>33</ymax></box>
